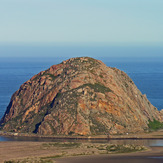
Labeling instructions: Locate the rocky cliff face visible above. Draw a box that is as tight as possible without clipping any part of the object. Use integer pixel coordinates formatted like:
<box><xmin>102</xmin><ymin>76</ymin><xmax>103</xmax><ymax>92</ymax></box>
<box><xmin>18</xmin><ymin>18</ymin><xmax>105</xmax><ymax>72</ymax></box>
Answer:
<box><xmin>0</xmin><ymin>57</ymin><xmax>162</xmax><ymax>135</ymax></box>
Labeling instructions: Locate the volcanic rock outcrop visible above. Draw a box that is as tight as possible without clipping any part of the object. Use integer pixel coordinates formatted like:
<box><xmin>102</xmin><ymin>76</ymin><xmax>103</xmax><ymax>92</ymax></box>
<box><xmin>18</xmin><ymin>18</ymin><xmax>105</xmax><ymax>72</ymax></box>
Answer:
<box><xmin>0</xmin><ymin>57</ymin><xmax>162</xmax><ymax>135</ymax></box>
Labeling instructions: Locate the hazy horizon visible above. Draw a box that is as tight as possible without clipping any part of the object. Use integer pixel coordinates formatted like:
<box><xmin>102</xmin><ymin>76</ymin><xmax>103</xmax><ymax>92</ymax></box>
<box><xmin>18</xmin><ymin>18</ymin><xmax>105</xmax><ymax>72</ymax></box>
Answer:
<box><xmin>0</xmin><ymin>44</ymin><xmax>163</xmax><ymax>58</ymax></box>
<box><xmin>0</xmin><ymin>0</ymin><xmax>163</xmax><ymax>59</ymax></box>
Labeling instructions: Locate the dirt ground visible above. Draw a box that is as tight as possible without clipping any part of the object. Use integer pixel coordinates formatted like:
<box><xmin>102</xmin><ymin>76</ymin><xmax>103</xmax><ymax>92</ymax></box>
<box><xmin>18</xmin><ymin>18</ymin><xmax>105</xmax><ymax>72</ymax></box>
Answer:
<box><xmin>58</xmin><ymin>146</ymin><xmax>163</xmax><ymax>163</ymax></box>
<box><xmin>0</xmin><ymin>141</ymin><xmax>148</xmax><ymax>162</ymax></box>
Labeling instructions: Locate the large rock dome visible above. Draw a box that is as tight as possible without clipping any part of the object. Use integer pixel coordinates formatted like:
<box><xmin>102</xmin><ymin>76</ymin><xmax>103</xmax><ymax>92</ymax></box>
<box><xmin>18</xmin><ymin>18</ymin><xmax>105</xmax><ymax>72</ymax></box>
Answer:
<box><xmin>0</xmin><ymin>57</ymin><xmax>162</xmax><ymax>135</ymax></box>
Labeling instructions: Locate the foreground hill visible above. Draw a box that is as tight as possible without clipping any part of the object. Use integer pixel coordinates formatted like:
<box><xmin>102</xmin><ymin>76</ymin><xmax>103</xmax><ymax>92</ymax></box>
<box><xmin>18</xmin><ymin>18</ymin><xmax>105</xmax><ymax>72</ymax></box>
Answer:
<box><xmin>0</xmin><ymin>57</ymin><xmax>162</xmax><ymax>135</ymax></box>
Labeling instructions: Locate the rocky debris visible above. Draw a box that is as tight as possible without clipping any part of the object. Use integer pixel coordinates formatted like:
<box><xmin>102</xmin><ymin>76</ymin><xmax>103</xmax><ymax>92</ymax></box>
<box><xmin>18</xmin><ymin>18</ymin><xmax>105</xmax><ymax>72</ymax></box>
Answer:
<box><xmin>0</xmin><ymin>57</ymin><xmax>162</xmax><ymax>135</ymax></box>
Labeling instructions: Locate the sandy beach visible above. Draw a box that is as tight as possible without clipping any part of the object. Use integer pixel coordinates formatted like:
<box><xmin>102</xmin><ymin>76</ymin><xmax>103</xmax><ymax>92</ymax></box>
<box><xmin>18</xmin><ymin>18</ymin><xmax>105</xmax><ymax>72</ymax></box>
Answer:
<box><xmin>0</xmin><ymin>141</ymin><xmax>162</xmax><ymax>163</ymax></box>
<box><xmin>58</xmin><ymin>146</ymin><xmax>163</xmax><ymax>163</ymax></box>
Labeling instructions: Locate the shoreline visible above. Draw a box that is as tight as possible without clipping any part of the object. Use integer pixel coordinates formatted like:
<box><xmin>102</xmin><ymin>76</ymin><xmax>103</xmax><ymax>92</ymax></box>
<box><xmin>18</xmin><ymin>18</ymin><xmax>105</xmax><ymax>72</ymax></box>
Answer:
<box><xmin>1</xmin><ymin>130</ymin><xmax>163</xmax><ymax>163</ymax></box>
<box><xmin>0</xmin><ymin>130</ymin><xmax>163</xmax><ymax>141</ymax></box>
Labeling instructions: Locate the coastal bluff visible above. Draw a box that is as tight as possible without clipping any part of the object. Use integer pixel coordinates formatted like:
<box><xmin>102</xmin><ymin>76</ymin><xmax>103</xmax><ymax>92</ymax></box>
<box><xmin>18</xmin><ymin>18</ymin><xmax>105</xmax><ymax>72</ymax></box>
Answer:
<box><xmin>0</xmin><ymin>57</ymin><xmax>162</xmax><ymax>135</ymax></box>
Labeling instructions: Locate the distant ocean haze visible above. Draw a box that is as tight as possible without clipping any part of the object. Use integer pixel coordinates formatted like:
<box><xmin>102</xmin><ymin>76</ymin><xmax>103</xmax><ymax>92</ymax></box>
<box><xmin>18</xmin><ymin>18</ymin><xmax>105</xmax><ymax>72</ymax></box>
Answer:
<box><xmin>0</xmin><ymin>57</ymin><xmax>162</xmax><ymax>119</ymax></box>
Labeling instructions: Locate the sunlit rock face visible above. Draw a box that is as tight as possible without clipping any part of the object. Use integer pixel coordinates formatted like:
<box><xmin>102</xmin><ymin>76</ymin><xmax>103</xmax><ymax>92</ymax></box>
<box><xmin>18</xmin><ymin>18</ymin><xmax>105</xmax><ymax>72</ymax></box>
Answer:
<box><xmin>0</xmin><ymin>57</ymin><xmax>162</xmax><ymax>135</ymax></box>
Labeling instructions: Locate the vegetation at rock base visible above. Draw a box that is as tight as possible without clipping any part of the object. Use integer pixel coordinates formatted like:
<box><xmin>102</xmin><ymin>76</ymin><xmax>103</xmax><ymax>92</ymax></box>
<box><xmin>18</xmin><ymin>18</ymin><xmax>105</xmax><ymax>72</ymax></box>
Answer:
<box><xmin>148</xmin><ymin>119</ymin><xmax>163</xmax><ymax>131</ymax></box>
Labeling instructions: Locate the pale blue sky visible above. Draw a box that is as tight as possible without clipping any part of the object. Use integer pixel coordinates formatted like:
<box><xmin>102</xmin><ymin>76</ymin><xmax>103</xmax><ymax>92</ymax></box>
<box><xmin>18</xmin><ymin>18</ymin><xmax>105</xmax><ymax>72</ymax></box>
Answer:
<box><xmin>0</xmin><ymin>0</ymin><xmax>163</xmax><ymax>57</ymax></box>
<box><xmin>0</xmin><ymin>0</ymin><xmax>163</xmax><ymax>45</ymax></box>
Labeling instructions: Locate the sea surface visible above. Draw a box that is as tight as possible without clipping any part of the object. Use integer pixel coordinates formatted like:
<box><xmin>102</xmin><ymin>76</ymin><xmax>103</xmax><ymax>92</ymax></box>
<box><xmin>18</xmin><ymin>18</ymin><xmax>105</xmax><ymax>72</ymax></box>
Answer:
<box><xmin>0</xmin><ymin>57</ymin><xmax>163</xmax><ymax>120</ymax></box>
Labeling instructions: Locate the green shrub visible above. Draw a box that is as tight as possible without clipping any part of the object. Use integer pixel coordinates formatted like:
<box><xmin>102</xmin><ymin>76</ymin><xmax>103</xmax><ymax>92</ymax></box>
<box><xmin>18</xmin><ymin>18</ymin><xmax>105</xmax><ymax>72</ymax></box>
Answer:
<box><xmin>148</xmin><ymin>119</ymin><xmax>163</xmax><ymax>131</ymax></box>
<box><xmin>80</xmin><ymin>83</ymin><xmax>112</xmax><ymax>93</ymax></box>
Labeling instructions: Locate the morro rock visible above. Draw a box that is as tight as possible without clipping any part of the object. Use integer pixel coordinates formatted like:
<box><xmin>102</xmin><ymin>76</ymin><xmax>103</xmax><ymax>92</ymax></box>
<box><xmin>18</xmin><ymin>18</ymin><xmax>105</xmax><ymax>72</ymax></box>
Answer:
<box><xmin>0</xmin><ymin>57</ymin><xmax>162</xmax><ymax>135</ymax></box>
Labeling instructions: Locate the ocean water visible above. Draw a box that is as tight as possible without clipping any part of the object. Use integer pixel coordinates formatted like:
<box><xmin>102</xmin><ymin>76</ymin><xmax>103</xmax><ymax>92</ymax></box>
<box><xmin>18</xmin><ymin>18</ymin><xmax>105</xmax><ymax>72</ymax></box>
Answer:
<box><xmin>0</xmin><ymin>57</ymin><xmax>162</xmax><ymax>120</ymax></box>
